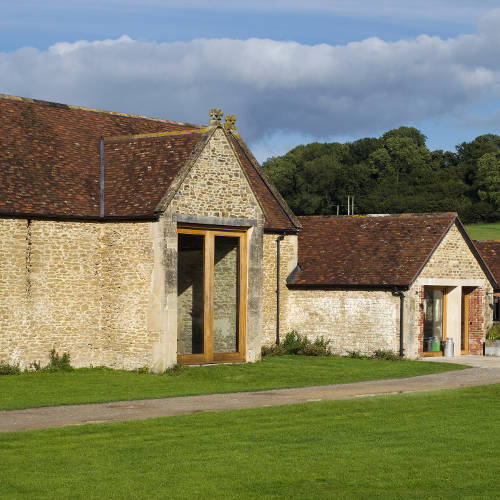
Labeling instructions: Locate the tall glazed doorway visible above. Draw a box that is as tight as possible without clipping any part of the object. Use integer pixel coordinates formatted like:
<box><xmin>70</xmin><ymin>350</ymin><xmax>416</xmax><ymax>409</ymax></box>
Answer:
<box><xmin>177</xmin><ymin>227</ymin><xmax>247</xmax><ymax>364</ymax></box>
<box><xmin>422</xmin><ymin>287</ymin><xmax>447</xmax><ymax>356</ymax></box>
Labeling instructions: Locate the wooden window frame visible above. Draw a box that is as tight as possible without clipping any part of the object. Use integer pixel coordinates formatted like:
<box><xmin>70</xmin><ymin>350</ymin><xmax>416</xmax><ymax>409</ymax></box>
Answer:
<box><xmin>177</xmin><ymin>226</ymin><xmax>247</xmax><ymax>365</ymax></box>
<box><xmin>422</xmin><ymin>286</ymin><xmax>447</xmax><ymax>357</ymax></box>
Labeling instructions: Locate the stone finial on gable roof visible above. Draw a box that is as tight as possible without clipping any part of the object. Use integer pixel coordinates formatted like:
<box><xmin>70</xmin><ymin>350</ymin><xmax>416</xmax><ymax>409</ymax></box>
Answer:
<box><xmin>209</xmin><ymin>108</ymin><xmax>223</xmax><ymax>127</ymax></box>
<box><xmin>224</xmin><ymin>114</ymin><xmax>237</xmax><ymax>131</ymax></box>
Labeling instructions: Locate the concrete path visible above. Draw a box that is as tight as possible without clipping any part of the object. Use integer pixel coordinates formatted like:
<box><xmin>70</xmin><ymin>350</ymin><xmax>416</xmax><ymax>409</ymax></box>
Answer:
<box><xmin>2</xmin><ymin>361</ymin><xmax>500</xmax><ymax>433</ymax></box>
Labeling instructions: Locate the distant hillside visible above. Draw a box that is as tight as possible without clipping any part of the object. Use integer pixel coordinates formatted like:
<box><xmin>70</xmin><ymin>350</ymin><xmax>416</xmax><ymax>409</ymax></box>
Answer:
<box><xmin>262</xmin><ymin>127</ymin><xmax>500</xmax><ymax>224</ymax></box>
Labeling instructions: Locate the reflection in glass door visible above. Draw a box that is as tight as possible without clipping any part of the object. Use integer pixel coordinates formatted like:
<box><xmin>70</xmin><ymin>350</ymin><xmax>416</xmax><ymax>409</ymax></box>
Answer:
<box><xmin>177</xmin><ymin>228</ymin><xmax>246</xmax><ymax>364</ymax></box>
<box><xmin>213</xmin><ymin>236</ymin><xmax>239</xmax><ymax>354</ymax></box>
<box><xmin>423</xmin><ymin>287</ymin><xmax>446</xmax><ymax>355</ymax></box>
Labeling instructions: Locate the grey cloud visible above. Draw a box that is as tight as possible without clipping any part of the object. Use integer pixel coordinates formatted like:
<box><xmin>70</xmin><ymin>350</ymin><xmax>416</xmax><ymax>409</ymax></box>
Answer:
<box><xmin>1</xmin><ymin>15</ymin><xmax>500</xmax><ymax>144</ymax></box>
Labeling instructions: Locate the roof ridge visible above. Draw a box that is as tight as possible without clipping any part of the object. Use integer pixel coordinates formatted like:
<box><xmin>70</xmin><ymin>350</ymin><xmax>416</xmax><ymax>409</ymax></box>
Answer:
<box><xmin>104</xmin><ymin>128</ymin><xmax>207</xmax><ymax>143</ymax></box>
<box><xmin>0</xmin><ymin>93</ymin><xmax>203</xmax><ymax>128</ymax></box>
<box><xmin>298</xmin><ymin>213</ymin><xmax>457</xmax><ymax>219</ymax></box>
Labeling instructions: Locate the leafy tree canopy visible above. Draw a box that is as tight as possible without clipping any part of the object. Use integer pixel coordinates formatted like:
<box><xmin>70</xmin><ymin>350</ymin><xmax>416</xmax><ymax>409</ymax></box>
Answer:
<box><xmin>262</xmin><ymin>128</ymin><xmax>500</xmax><ymax>223</ymax></box>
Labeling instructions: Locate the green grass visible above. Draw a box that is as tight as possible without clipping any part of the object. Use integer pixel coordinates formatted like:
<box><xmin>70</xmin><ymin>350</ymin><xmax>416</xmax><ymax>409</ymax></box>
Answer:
<box><xmin>1</xmin><ymin>384</ymin><xmax>499</xmax><ymax>499</ymax></box>
<box><xmin>0</xmin><ymin>356</ymin><xmax>466</xmax><ymax>410</ymax></box>
<box><xmin>465</xmin><ymin>221</ymin><xmax>500</xmax><ymax>240</ymax></box>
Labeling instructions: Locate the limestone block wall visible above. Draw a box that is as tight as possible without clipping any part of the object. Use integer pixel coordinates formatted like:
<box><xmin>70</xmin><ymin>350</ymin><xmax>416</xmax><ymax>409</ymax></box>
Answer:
<box><xmin>262</xmin><ymin>233</ymin><xmax>298</xmax><ymax>345</ymax></box>
<box><xmin>285</xmin><ymin>288</ymin><xmax>400</xmax><ymax>355</ymax></box>
<box><xmin>409</xmin><ymin>224</ymin><xmax>493</xmax><ymax>357</ymax></box>
<box><xmin>163</xmin><ymin>128</ymin><xmax>265</xmax><ymax>363</ymax></box>
<box><xmin>0</xmin><ymin>218</ymin><xmax>160</xmax><ymax>370</ymax></box>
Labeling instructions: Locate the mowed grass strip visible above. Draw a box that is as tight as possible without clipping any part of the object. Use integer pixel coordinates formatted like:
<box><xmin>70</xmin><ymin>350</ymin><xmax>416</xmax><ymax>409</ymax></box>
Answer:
<box><xmin>0</xmin><ymin>356</ymin><xmax>466</xmax><ymax>410</ymax></box>
<box><xmin>465</xmin><ymin>221</ymin><xmax>500</xmax><ymax>240</ymax></box>
<box><xmin>1</xmin><ymin>384</ymin><xmax>499</xmax><ymax>499</ymax></box>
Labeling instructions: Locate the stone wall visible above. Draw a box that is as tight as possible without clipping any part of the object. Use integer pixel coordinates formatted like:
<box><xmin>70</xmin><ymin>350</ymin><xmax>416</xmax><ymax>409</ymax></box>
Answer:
<box><xmin>285</xmin><ymin>288</ymin><xmax>400</xmax><ymax>355</ymax></box>
<box><xmin>0</xmin><ymin>218</ymin><xmax>159</xmax><ymax>370</ymax></box>
<box><xmin>262</xmin><ymin>233</ymin><xmax>298</xmax><ymax>345</ymax></box>
<box><xmin>163</xmin><ymin>127</ymin><xmax>265</xmax><ymax>364</ymax></box>
<box><xmin>410</xmin><ymin>224</ymin><xmax>493</xmax><ymax>357</ymax></box>
<box><xmin>275</xmin><ymin>223</ymin><xmax>493</xmax><ymax>358</ymax></box>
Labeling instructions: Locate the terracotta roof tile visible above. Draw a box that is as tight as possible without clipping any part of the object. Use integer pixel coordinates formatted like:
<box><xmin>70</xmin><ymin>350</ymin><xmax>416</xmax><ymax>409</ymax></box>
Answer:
<box><xmin>0</xmin><ymin>94</ymin><xmax>297</xmax><ymax>229</ymax></box>
<box><xmin>0</xmin><ymin>94</ymin><xmax>201</xmax><ymax>218</ymax></box>
<box><xmin>474</xmin><ymin>241</ymin><xmax>500</xmax><ymax>290</ymax></box>
<box><xmin>288</xmin><ymin>214</ymin><xmax>458</xmax><ymax>287</ymax></box>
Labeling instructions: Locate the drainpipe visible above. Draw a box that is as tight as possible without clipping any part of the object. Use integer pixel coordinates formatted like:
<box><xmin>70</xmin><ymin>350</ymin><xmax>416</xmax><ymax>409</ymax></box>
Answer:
<box><xmin>100</xmin><ymin>137</ymin><xmax>105</xmax><ymax>218</ymax></box>
<box><xmin>276</xmin><ymin>233</ymin><xmax>286</xmax><ymax>345</ymax></box>
<box><xmin>392</xmin><ymin>287</ymin><xmax>405</xmax><ymax>357</ymax></box>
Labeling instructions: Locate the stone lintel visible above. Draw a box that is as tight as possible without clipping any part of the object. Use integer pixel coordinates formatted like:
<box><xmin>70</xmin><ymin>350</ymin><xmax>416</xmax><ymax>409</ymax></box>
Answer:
<box><xmin>417</xmin><ymin>278</ymin><xmax>484</xmax><ymax>287</ymax></box>
<box><xmin>174</xmin><ymin>214</ymin><xmax>257</xmax><ymax>228</ymax></box>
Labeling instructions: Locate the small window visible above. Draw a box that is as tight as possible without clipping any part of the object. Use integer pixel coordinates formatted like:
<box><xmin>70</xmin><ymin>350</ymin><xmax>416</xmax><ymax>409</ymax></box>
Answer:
<box><xmin>493</xmin><ymin>297</ymin><xmax>500</xmax><ymax>322</ymax></box>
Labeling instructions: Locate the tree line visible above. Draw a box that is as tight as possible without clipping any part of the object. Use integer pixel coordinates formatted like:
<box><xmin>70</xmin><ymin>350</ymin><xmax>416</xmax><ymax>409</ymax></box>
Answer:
<box><xmin>262</xmin><ymin>127</ymin><xmax>500</xmax><ymax>223</ymax></box>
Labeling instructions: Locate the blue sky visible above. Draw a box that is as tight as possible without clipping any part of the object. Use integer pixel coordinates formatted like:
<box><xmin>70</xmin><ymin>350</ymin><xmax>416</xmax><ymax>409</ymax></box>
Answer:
<box><xmin>1</xmin><ymin>1</ymin><xmax>500</xmax><ymax>161</ymax></box>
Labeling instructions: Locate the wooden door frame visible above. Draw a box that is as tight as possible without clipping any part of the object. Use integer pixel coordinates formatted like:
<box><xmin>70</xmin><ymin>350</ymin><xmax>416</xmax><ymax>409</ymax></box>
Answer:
<box><xmin>177</xmin><ymin>226</ymin><xmax>247</xmax><ymax>364</ymax></box>
<box><xmin>422</xmin><ymin>286</ymin><xmax>447</xmax><ymax>357</ymax></box>
<box><xmin>461</xmin><ymin>287</ymin><xmax>472</xmax><ymax>354</ymax></box>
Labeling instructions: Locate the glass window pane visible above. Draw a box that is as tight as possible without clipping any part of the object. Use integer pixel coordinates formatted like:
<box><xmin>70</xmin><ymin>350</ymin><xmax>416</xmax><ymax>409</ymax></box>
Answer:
<box><xmin>213</xmin><ymin>236</ymin><xmax>239</xmax><ymax>353</ymax></box>
<box><xmin>423</xmin><ymin>288</ymin><xmax>444</xmax><ymax>352</ymax></box>
<box><xmin>177</xmin><ymin>234</ymin><xmax>204</xmax><ymax>355</ymax></box>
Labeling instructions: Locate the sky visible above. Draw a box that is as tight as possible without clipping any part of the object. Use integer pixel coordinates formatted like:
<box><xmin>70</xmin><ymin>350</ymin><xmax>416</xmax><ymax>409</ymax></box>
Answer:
<box><xmin>1</xmin><ymin>1</ymin><xmax>500</xmax><ymax>161</ymax></box>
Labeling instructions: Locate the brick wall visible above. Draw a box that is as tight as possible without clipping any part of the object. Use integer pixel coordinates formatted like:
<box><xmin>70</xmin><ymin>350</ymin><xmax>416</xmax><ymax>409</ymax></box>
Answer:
<box><xmin>467</xmin><ymin>287</ymin><xmax>484</xmax><ymax>355</ymax></box>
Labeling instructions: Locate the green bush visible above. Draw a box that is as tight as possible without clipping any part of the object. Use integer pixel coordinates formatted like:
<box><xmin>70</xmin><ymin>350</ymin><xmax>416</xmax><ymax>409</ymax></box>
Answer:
<box><xmin>486</xmin><ymin>324</ymin><xmax>500</xmax><ymax>340</ymax></box>
<box><xmin>0</xmin><ymin>362</ymin><xmax>21</xmax><ymax>376</ymax></box>
<box><xmin>345</xmin><ymin>350</ymin><xmax>367</xmax><ymax>359</ymax></box>
<box><xmin>372</xmin><ymin>349</ymin><xmax>400</xmax><ymax>361</ymax></box>
<box><xmin>281</xmin><ymin>331</ymin><xmax>310</xmax><ymax>355</ymax></box>
<box><xmin>261</xmin><ymin>344</ymin><xmax>286</xmax><ymax>357</ymax></box>
<box><xmin>46</xmin><ymin>349</ymin><xmax>73</xmax><ymax>372</ymax></box>
<box><xmin>261</xmin><ymin>332</ymin><xmax>332</xmax><ymax>357</ymax></box>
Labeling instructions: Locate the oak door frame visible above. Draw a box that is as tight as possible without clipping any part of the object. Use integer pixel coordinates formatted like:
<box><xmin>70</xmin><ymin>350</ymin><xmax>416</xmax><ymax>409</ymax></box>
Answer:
<box><xmin>177</xmin><ymin>226</ymin><xmax>247</xmax><ymax>364</ymax></box>
<box><xmin>422</xmin><ymin>286</ymin><xmax>448</xmax><ymax>357</ymax></box>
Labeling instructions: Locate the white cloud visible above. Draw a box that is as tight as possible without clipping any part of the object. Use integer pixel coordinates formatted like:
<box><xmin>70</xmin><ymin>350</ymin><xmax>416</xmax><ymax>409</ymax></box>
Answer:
<box><xmin>1</xmin><ymin>10</ymin><xmax>500</xmax><ymax>144</ymax></box>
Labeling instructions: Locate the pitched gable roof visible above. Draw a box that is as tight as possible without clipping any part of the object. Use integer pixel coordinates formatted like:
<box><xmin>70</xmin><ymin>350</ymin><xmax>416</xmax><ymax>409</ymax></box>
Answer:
<box><xmin>0</xmin><ymin>94</ymin><xmax>298</xmax><ymax>230</ymax></box>
<box><xmin>473</xmin><ymin>241</ymin><xmax>500</xmax><ymax>290</ymax></box>
<box><xmin>288</xmin><ymin>213</ymin><xmax>473</xmax><ymax>287</ymax></box>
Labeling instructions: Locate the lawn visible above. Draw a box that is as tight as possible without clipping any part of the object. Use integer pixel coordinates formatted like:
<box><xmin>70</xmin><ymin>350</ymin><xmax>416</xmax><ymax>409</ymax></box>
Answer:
<box><xmin>0</xmin><ymin>356</ymin><xmax>466</xmax><ymax>410</ymax></box>
<box><xmin>1</xmin><ymin>384</ymin><xmax>499</xmax><ymax>499</ymax></box>
<box><xmin>465</xmin><ymin>221</ymin><xmax>500</xmax><ymax>240</ymax></box>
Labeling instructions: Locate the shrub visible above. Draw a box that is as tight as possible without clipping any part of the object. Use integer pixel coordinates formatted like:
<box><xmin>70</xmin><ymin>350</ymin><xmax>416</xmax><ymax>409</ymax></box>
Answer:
<box><xmin>372</xmin><ymin>349</ymin><xmax>400</xmax><ymax>361</ymax></box>
<box><xmin>300</xmin><ymin>343</ymin><xmax>328</xmax><ymax>356</ymax></box>
<box><xmin>0</xmin><ymin>362</ymin><xmax>21</xmax><ymax>376</ymax></box>
<box><xmin>281</xmin><ymin>331</ymin><xmax>311</xmax><ymax>355</ymax></box>
<box><xmin>46</xmin><ymin>349</ymin><xmax>73</xmax><ymax>372</ymax></box>
<box><xmin>345</xmin><ymin>350</ymin><xmax>367</xmax><ymax>359</ymax></box>
<box><xmin>486</xmin><ymin>324</ymin><xmax>500</xmax><ymax>340</ymax></box>
<box><xmin>261</xmin><ymin>344</ymin><xmax>286</xmax><ymax>357</ymax></box>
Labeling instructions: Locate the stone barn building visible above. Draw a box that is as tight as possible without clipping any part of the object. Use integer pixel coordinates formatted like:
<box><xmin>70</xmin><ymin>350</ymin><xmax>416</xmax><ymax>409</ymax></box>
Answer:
<box><xmin>0</xmin><ymin>93</ymin><xmax>496</xmax><ymax>370</ymax></box>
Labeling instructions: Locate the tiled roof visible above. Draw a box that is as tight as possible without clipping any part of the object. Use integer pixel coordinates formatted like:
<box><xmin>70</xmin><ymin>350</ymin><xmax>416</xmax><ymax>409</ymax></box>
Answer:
<box><xmin>103</xmin><ymin>132</ymin><xmax>204</xmax><ymax>217</ymax></box>
<box><xmin>0</xmin><ymin>94</ymin><xmax>297</xmax><ymax>229</ymax></box>
<box><xmin>0</xmin><ymin>94</ymin><xmax>199</xmax><ymax>218</ymax></box>
<box><xmin>228</xmin><ymin>132</ymin><xmax>300</xmax><ymax>231</ymax></box>
<box><xmin>474</xmin><ymin>241</ymin><xmax>500</xmax><ymax>290</ymax></box>
<box><xmin>288</xmin><ymin>213</ymin><xmax>460</xmax><ymax>287</ymax></box>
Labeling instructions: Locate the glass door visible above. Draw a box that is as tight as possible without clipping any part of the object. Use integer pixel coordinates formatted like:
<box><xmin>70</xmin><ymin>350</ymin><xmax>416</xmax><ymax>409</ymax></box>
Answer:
<box><xmin>423</xmin><ymin>287</ymin><xmax>447</xmax><ymax>356</ymax></box>
<box><xmin>177</xmin><ymin>227</ymin><xmax>247</xmax><ymax>364</ymax></box>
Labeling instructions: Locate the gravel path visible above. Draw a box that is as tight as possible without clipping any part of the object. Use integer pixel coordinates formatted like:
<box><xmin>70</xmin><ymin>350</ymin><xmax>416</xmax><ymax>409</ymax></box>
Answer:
<box><xmin>1</xmin><ymin>357</ymin><xmax>500</xmax><ymax>433</ymax></box>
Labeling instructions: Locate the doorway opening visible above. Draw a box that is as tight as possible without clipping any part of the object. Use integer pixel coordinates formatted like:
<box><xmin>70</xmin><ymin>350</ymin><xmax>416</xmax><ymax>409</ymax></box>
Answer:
<box><xmin>422</xmin><ymin>287</ymin><xmax>447</xmax><ymax>356</ymax></box>
<box><xmin>177</xmin><ymin>227</ymin><xmax>247</xmax><ymax>364</ymax></box>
